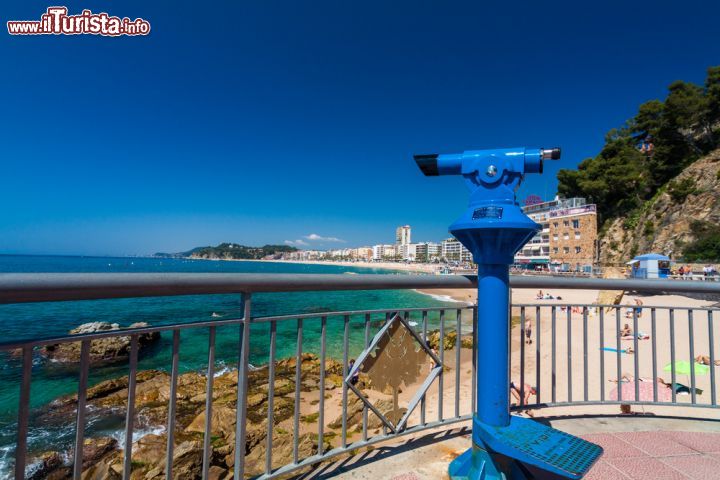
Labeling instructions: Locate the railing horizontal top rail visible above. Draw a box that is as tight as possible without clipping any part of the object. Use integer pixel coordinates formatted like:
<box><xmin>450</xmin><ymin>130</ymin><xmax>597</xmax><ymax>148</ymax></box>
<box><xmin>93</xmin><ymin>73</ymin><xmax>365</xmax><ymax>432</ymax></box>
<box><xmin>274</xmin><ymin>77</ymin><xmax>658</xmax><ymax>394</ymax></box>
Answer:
<box><xmin>1</xmin><ymin>272</ymin><xmax>720</xmax><ymax>304</ymax></box>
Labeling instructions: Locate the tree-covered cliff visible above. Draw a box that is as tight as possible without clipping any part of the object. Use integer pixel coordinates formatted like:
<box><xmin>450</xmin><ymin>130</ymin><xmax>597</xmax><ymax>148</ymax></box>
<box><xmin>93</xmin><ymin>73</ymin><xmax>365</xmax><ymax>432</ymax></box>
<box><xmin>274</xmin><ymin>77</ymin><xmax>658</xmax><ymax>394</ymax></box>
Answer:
<box><xmin>556</xmin><ymin>66</ymin><xmax>720</xmax><ymax>262</ymax></box>
<box><xmin>557</xmin><ymin>66</ymin><xmax>720</xmax><ymax>228</ymax></box>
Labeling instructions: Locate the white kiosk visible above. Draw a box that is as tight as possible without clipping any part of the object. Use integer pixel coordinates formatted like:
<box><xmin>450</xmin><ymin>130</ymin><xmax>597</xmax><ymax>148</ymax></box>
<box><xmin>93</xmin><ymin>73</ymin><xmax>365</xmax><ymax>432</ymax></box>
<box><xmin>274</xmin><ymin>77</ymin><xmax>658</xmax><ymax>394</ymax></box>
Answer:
<box><xmin>627</xmin><ymin>253</ymin><xmax>671</xmax><ymax>279</ymax></box>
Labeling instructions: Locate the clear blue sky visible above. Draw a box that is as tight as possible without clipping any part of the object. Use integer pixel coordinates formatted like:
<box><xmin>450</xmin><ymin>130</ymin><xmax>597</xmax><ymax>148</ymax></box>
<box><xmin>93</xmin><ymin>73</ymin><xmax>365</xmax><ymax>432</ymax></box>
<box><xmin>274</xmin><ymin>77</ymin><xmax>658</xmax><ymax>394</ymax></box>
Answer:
<box><xmin>2</xmin><ymin>0</ymin><xmax>719</xmax><ymax>256</ymax></box>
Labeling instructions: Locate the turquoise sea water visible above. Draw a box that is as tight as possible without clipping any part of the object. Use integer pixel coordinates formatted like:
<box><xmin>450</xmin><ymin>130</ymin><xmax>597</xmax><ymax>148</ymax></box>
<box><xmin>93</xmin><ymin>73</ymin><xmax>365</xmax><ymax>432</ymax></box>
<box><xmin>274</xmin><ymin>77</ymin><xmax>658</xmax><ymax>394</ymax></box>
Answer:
<box><xmin>0</xmin><ymin>254</ymin><xmax>465</xmax><ymax>473</ymax></box>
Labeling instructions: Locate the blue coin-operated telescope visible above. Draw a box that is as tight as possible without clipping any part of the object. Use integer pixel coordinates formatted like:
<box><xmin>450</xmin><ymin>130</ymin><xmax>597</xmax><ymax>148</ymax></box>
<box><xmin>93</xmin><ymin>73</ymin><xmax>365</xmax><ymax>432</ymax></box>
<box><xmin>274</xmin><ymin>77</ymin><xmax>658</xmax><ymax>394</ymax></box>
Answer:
<box><xmin>415</xmin><ymin>147</ymin><xmax>602</xmax><ymax>480</ymax></box>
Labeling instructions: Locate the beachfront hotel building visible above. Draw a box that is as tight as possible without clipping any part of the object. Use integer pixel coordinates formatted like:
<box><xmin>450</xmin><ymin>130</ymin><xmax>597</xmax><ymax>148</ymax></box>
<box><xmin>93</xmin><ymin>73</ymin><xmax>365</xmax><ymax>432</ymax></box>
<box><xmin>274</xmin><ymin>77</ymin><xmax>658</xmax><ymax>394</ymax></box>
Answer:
<box><xmin>416</xmin><ymin>242</ymin><xmax>441</xmax><ymax>262</ymax></box>
<box><xmin>514</xmin><ymin>197</ymin><xmax>598</xmax><ymax>272</ymax></box>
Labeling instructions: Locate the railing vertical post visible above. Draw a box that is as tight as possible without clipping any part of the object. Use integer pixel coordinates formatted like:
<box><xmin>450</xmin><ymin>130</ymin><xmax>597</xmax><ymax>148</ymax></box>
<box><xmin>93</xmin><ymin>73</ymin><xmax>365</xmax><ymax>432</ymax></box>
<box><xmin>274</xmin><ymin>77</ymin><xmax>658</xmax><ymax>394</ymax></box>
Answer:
<box><xmin>615</xmin><ymin>308</ymin><xmax>622</xmax><ymax>404</ymax></box>
<box><xmin>318</xmin><ymin>316</ymin><xmax>327</xmax><ymax>454</ymax></box>
<box><xmin>73</xmin><ymin>340</ymin><xmax>90</xmax><ymax>480</ymax></box>
<box><xmin>292</xmin><ymin>318</ymin><xmax>303</xmax><ymax>464</ymax></box>
<box><xmin>520</xmin><ymin>307</ymin><xmax>526</xmax><ymax>407</ymax></box>
<box><xmin>583</xmin><ymin>307</ymin><xmax>588</xmax><ymax>402</ymax></box>
<box><xmin>165</xmin><ymin>330</ymin><xmax>180</xmax><ymax>479</ymax></box>
<box><xmin>670</xmin><ymin>309</ymin><xmax>676</xmax><ymax>404</ymax></box>
<box><xmin>689</xmin><ymin>309</ymin><xmax>697</xmax><ymax>404</ymax></box>
<box><xmin>455</xmin><ymin>309</ymin><xmax>461</xmax><ymax>418</ymax></box>
<box><xmin>439</xmin><ymin>309</ymin><xmax>445</xmax><ymax>422</ymax></box>
<box><xmin>651</xmin><ymin>309</ymin><xmax>658</xmax><ymax>403</ymax></box>
<box><xmin>709</xmin><ymin>310</ymin><xmax>716</xmax><ymax>406</ymax></box>
<box><xmin>265</xmin><ymin>321</ymin><xmax>277</xmax><ymax>475</ymax></box>
<box><xmin>122</xmin><ymin>335</ymin><xmax>139</xmax><ymax>480</ymax></box>
<box><xmin>341</xmin><ymin>315</ymin><xmax>350</xmax><ymax>447</ymax></box>
<box><xmin>14</xmin><ymin>345</ymin><xmax>32</xmax><ymax>480</ymax></box>
<box><xmin>234</xmin><ymin>293</ymin><xmax>252</xmax><ymax>480</ymax></box>
<box><xmin>599</xmin><ymin>308</ymin><xmax>605</xmax><ymax>402</ymax></box>
<box><xmin>421</xmin><ymin>310</ymin><xmax>428</xmax><ymax>426</ymax></box>
<box><xmin>202</xmin><ymin>327</ymin><xmax>217</xmax><ymax>480</ymax></box>
<box><xmin>362</xmin><ymin>314</ymin><xmax>371</xmax><ymax>440</ymax></box>
<box><xmin>535</xmin><ymin>306</ymin><xmax>540</xmax><ymax>405</ymax></box>
<box><xmin>567</xmin><ymin>307</ymin><xmax>572</xmax><ymax>403</ymax></box>
<box><xmin>633</xmin><ymin>308</ymin><xmax>640</xmax><ymax>403</ymax></box>
<box><xmin>550</xmin><ymin>305</ymin><xmax>557</xmax><ymax>403</ymax></box>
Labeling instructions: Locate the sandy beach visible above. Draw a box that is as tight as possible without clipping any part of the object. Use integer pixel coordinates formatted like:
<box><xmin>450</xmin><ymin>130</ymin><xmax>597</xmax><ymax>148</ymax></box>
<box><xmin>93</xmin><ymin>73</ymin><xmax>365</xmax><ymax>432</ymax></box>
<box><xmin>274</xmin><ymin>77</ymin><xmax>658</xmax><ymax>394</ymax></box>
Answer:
<box><xmin>251</xmin><ymin>258</ymin><xmax>441</xmax><ymax>273</ymax></box>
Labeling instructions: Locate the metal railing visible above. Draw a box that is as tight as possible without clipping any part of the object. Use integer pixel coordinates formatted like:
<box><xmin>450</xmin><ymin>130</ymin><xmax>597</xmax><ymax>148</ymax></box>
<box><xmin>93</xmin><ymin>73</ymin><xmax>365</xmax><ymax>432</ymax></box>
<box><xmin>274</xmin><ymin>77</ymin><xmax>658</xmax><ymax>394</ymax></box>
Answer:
<box><xmin>510</xmin><ymin>303</ymin><xmax>720</xmax><ymax>412</ymax></box>
<box><xmin>1</xmin><ymin>273</ymin><xmax>719</xmax><ymax>479</ymax></box>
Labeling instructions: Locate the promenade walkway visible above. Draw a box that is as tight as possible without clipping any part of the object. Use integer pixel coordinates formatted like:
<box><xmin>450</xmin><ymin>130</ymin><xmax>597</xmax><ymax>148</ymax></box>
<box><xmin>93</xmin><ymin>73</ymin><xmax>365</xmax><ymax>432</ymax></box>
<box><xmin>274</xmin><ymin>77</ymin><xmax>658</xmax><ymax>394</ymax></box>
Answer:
<box><xmin>301</xmin><ymin>417</ymin><xmax>720</xmax><ymax>479</ymax></box>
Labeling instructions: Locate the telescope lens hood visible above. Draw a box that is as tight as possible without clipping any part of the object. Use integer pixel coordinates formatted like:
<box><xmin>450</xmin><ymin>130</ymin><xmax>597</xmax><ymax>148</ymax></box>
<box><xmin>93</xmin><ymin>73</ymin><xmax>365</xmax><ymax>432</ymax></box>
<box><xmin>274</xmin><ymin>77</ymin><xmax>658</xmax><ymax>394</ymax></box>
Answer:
<box><xmin>414</xmin><ymin>154</ymin><xmax>439</xmax><ymax>176</ymax></box>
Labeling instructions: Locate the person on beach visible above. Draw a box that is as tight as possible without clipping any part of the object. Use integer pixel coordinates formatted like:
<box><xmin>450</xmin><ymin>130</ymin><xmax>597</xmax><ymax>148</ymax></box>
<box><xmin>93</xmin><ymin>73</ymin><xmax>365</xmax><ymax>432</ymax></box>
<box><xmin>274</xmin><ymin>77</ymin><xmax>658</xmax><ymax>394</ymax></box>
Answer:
<box><xmin>696</xmin><ymin>355</ymin><xmax>720</xmax><ymax>366</ymax></box>
<box><xmin>621</xmin><ymin>323</ymin><xmax>633</xmax><ymax>337</ymax></box>
<box><xmin>510</xmin><ymin>381</ymin><xmax>536</xmax><ymax>416</ymax></box>
<box><xmin>611</xmin><ymin>374</ymin><xmax>633</xmax><ymax>384</ymax></box>
<box><xmin>536</xmin><ymin>290</ymin><xmax>543</xmax><ymax>300</ymax></box>
<box><xmin>634</xmin><ymin>298</ymin><xmax>644</xmax><ymax>317</ymax></box>
<box><xmin>624</xmin><ymin>299</ymin><xmax>642</xmax><ymax>318</ymax></box>
<box><xmin>525</xmin><ymin>321</ymin><xmax>532</xmax><ymax>344</ymax></box>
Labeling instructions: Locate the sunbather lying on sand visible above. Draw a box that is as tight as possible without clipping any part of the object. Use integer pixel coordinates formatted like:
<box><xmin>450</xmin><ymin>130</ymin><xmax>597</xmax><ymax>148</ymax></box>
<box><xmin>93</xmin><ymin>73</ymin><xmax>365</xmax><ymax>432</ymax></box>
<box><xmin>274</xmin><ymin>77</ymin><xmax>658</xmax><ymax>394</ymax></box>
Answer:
<box><xmin>695</xmin><ymin>355</ymin><xmax>720</xmax><ymax>366</ymax></box>
<box><xmin>622</xmin><ymin>332</ymin><xmax>650</xmax><ymax>340</ymax></box>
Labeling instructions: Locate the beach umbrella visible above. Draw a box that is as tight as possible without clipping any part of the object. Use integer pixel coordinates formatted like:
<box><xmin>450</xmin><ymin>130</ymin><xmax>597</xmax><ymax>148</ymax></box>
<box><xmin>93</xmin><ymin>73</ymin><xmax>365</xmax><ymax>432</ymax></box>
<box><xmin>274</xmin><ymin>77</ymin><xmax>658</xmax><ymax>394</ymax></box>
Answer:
<box><xmin>609</xmin><ymin>381</ymin><xmax>672</xmax><ymax>402</ymax></box>
<box><xmin>663</xmin><ymin>361</ymin><xmax>709</xmax><ymax>376</ymax></box>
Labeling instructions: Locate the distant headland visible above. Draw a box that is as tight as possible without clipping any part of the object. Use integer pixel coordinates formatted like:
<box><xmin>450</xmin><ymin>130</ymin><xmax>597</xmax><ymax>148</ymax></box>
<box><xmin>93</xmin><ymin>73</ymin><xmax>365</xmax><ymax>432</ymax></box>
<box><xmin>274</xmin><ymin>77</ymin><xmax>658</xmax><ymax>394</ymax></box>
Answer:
<box><xmin>154</xmin><ymin>242</ymin><xmax>298</xmax><ymax>260</ymax></box>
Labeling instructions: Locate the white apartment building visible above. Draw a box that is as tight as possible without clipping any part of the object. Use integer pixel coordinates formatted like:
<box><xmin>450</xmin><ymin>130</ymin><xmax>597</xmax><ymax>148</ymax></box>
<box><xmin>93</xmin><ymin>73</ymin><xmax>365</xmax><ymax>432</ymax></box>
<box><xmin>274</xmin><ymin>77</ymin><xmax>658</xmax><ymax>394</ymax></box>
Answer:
<box><xmin>398</xmin><ymin>243</ymin><xmax>418</xmax><ymax>262</ymax></box>
<box><xmin>372</xmin><ymin>244</ymin><xmax>397</xmax><ymax>261</ymax></box>
<box><xmin>283</xmin><ymin>250</ymin><xmax>322</xmax><ymax>261</ymax></box>
<box><xmin>441</xmin><ymin>238</ymin><xmax>472</xmax><ymax>263</ymax></box>
<box><xmin>395</xmin><ymin>225</ymin><xmax>411</xmax><ymax>246</ymax></box>
<box><xmin>382</xmin><ymin>245</ymin><xmax>397</xmax><ymax>260</ymax></box>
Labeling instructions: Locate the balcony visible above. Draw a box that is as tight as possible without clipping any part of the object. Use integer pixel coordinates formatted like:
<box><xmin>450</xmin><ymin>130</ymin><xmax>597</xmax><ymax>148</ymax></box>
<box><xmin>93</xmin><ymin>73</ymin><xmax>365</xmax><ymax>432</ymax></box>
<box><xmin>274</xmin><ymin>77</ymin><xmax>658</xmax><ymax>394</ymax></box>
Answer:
<box><xmin>1</xmin><ymin>274</ymin><xmax>720</xmax><ymax>479</ymax></box>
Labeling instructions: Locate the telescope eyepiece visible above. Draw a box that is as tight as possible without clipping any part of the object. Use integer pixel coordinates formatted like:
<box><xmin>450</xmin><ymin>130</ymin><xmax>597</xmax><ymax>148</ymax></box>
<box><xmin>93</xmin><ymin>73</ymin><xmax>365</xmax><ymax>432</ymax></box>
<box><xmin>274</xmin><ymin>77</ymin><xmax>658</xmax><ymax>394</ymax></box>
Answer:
<box><xmin>542</xmin><ymin>147</ymin><xmax>561</xmax><ymax>161</ymax></box>
<box><xmin>414</xmin><ymin>154</ymin><xmax>439</xmax><ymax>176</ymax></box>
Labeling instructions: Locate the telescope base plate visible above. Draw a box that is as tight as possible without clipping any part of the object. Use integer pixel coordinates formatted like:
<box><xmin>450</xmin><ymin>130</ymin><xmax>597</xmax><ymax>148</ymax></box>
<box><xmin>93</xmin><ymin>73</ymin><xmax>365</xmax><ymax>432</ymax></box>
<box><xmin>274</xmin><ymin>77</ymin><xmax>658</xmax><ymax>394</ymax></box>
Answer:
<box><xmin>472</xmin><ymin>415</ymin><xmax>603</xmax><ymax>479</ymax></box>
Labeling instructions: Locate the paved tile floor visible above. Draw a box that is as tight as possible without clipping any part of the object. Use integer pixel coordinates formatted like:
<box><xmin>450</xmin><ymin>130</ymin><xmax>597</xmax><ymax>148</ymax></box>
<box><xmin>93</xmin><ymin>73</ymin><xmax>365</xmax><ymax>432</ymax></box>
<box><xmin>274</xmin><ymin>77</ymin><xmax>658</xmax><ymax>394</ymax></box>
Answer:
<box><xmin>582</xmin><ymin>431</ymin><xmax>720</xmax><ymax>480</ymax></box>
<box><xmin>301</xmin><ymin>419</ymin><xmax>720</xmax><ymax>479</ymax></box>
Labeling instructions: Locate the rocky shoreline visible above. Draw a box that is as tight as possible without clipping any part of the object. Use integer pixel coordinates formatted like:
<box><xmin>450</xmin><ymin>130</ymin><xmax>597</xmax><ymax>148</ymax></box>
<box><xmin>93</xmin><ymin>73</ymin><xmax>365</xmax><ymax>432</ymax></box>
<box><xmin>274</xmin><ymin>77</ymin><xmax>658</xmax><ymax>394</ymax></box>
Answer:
<box><xmin>26</xmin><ymin>328</ymin><xmax>471</xmax><ymax>479</ymax></box>
<box><xmin>41</xmin><ymin>322</ymin><xmax>161</xmax><ymax>365</ymax></box>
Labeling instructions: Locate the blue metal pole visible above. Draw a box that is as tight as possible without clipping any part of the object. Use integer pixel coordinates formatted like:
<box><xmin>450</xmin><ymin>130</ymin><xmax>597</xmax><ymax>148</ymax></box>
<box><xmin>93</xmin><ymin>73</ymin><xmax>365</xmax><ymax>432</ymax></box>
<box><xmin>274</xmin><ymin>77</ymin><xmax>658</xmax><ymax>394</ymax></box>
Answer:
<box><xmin>476</xmin><ymin>264</ymin><xmax>510</xmax><ymax>428</ymax></box>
